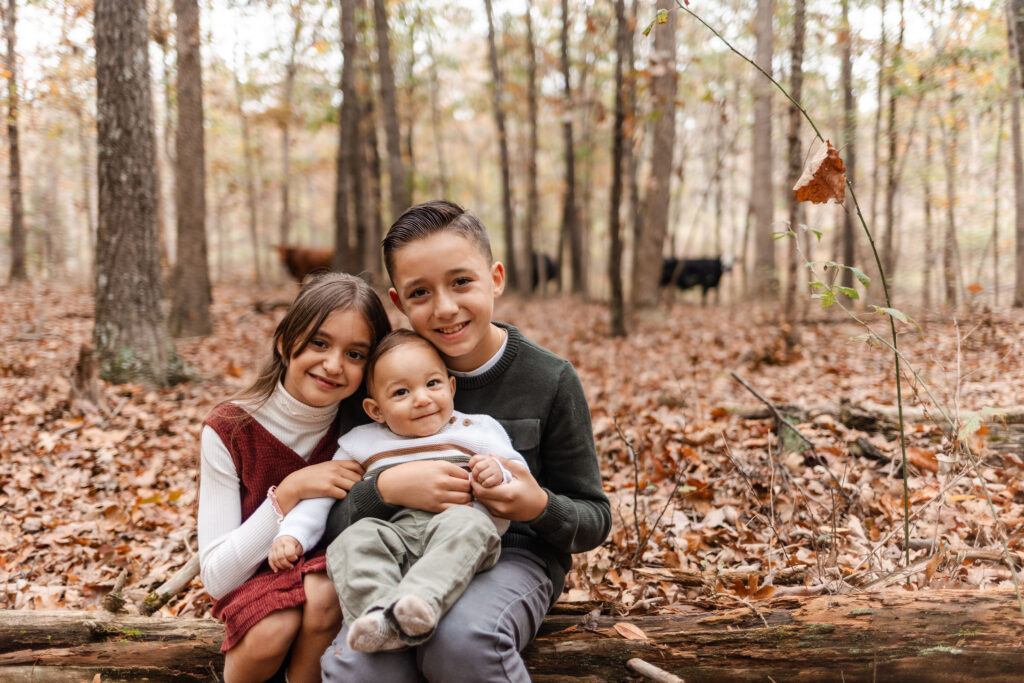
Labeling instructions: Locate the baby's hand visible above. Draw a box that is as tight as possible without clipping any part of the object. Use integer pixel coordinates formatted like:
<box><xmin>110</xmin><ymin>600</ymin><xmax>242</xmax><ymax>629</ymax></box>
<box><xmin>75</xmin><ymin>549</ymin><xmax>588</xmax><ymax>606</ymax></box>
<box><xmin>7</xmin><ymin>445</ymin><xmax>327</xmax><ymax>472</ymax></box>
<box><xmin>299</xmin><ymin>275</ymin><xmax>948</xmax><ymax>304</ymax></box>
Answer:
<box><xmin>470</xmin><ymin>455</ymin><xmax>510</xmax><ymax>489</ymax></box>
<box><xmin>269</xmin><ymin>535</ymin><xmax>303</xmax><ymax>572</ymax></box>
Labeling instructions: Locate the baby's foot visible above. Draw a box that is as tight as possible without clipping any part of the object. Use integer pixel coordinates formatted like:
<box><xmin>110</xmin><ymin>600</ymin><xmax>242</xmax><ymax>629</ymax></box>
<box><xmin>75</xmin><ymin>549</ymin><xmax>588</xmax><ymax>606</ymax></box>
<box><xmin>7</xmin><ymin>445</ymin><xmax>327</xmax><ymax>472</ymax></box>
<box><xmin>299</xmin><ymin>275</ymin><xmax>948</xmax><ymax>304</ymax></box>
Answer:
<box><xmin>347</xmin><ymin>610</ymin><xmax>404</xmax><ymax>652</ymax></box>
<box><xmin>392</xmin><ymin>595</ymin><xmax>436</xmax><ymax>637</ymax></box>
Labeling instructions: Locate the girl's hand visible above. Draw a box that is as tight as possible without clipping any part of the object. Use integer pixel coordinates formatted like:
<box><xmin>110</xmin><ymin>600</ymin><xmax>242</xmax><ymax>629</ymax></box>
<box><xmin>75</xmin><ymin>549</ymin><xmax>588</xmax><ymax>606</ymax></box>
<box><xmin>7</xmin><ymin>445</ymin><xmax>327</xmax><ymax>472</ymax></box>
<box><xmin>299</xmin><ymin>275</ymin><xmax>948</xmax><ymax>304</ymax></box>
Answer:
<box><xmin>470</xmin><ymin>455</ymin><xmax>506</xmax><ymax>488</ymax></box>
<box><xmin>275</xmin><ymin>460</ymin><xmax>364</xmax><ymax>514</ymax></box>
<box><xmin>377</xmin><ymin>460</ymin><xmax>472</xmax><ymax>512</ymax></box>
<box><xmin>269</xmin><ymin>535</ymin><xmax>303</xmax><ymax>572</ymax></box>
<box><xmin>470</xmin><ymin>456</ymin><xmax>548</xmax><ymax>522</ymax></box>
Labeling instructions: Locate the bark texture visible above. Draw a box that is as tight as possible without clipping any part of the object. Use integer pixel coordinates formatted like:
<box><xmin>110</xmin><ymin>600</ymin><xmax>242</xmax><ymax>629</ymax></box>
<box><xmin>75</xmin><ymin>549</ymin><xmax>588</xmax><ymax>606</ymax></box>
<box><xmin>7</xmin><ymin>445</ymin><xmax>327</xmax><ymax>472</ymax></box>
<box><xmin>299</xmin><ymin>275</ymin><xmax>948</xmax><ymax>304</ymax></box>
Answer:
<box><xmin>631</xmin><ymin>0</ymin><xmax>676</xmax><ymax>308</ymax></box>
<box><xmin>3</xmin><ymin>0</ymin><xmax>26</xmax><ymax>282</ymax></box>
<box><xmin>169</xmin><ymin>0</ymin><xmax>211</xmax><ymax>338</ymax></box>
<box><xmin>749</xmin><ymin>0</ymin><xmax>776</xmax><ymax>297</ymax></box>
<box><xmin>372</xmin><ymin>0</ymin><xmax>409</xmax><ymax>223</ymax></box>
<box><xmin>5</xmin><ymin>591</ymin><xmax>1024</xmax><ymax>681</ymax></box>
<box><xmin>94</xmin><ymin>0</ymin><xmax>182</xmax><ymax>385</ymax></box>
<box><xmin>484</xmin><ymin>0</ymin><xmax>517</xmax><ymax>290</ymax></box>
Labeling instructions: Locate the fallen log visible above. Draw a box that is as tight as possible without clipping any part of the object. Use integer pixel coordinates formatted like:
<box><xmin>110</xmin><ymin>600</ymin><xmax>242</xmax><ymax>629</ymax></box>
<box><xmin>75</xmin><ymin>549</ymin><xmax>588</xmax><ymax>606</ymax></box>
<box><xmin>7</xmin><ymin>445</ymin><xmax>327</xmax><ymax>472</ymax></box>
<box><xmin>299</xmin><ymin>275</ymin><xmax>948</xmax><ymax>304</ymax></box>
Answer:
<box><xmin>3</xmin><ymin>589</ymin><xmax>1024</xmax><ymax>681</ymax></box>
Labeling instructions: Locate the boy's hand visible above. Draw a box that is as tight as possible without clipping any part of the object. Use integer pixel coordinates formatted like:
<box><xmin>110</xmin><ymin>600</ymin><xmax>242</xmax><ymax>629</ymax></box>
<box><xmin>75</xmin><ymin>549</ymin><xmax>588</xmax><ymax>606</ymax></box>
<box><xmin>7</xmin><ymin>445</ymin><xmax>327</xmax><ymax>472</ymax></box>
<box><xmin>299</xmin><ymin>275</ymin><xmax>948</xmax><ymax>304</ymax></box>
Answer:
<box><xmin>377</xmin><ymin>460</ymin><xmax>472</xmax><ymax>512</ymax></box>
<box><xmin>471</xmin><ymin>457</ymin><xmax>548</xmax><ymax>522</ymax></box>
<box><xmin>269</xmin><ymin>535</ymin><xmax>303</xmax><ymax>572</ymax></box>
<box><xmin>275</xmin><ymin>460</ymin><xmax>364</xmax><ymax>513</ymax></box>
<box><xmin>470</xmin><ymin>454</ymin><xmax>509</xmax><ymax>488</ymax></box>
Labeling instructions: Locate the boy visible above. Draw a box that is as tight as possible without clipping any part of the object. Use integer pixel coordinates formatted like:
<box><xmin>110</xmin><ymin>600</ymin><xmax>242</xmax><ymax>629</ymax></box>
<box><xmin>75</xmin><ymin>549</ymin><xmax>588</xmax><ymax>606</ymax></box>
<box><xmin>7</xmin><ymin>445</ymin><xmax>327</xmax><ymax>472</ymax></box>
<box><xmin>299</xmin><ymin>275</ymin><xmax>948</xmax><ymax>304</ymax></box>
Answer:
<box><xmin>322</xmin><ymin>200</ymin><xmax>611</xmax><ymax>681</ymax></box>
<box><xmin>267</xmin><ymin>329</ymin><xmax>524</xmax><ymax>653</ymax></box>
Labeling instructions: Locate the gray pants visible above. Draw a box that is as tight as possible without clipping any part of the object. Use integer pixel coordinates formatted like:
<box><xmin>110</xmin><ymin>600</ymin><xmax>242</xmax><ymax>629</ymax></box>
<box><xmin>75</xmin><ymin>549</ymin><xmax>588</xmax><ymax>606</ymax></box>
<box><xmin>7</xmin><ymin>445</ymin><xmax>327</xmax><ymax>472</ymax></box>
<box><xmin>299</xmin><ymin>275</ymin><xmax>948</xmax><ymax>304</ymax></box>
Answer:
<box><xmin>321</xmin><ymin>547</ymin><xmax>553</xmax><ymax>682</ymax></box>
<box><xmin>326</xmin><ymin>505</ymin><xmax>501</xmax><ymax>644</ymax></box>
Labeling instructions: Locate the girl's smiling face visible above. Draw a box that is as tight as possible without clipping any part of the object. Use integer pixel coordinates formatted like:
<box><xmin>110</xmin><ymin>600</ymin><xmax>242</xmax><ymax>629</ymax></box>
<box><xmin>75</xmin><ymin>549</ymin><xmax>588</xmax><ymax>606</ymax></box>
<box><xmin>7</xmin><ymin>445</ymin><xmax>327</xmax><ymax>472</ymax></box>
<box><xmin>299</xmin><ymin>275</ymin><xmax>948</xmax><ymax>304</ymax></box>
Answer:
<box><xmin>280</xmin><ymin>307</ymin><xmax>372</xmax><ymax>407</ymax></box>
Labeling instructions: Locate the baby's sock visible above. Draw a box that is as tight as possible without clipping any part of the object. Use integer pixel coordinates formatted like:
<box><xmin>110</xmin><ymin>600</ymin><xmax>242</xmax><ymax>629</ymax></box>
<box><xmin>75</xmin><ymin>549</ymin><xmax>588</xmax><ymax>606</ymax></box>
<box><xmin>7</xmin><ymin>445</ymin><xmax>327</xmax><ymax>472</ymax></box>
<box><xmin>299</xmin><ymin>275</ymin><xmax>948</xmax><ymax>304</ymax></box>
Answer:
<box><xmin>347</xmin><ymin>610</ymin><xmax>404</xmax><ymax>653</ymax></box>
<box><xmin>392</xmin><ymin>595</ymin><xmax>436</xmax><ymax>637</ymax></box>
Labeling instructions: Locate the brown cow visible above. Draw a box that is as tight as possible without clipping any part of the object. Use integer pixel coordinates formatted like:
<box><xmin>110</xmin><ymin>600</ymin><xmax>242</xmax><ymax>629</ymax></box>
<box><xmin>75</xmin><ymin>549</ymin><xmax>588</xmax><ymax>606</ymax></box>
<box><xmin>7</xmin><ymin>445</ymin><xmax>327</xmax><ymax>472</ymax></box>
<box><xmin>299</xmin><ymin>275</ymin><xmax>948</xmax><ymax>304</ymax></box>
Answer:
<box><xmin>274</xmin><ymin>245</ymin><xmax>334</xmax><ymax>281</ymax></box>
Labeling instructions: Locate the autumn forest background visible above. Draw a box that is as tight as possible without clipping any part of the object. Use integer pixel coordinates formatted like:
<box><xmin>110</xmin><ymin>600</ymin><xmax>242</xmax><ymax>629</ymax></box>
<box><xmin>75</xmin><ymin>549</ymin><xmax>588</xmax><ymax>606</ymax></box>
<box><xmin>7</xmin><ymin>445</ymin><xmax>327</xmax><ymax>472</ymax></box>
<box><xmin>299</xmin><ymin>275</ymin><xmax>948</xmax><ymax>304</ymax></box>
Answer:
<box><xmin>3</xmin><ymin>0</ymin><xmax>1024</xmax><ymax>650</ymax></box>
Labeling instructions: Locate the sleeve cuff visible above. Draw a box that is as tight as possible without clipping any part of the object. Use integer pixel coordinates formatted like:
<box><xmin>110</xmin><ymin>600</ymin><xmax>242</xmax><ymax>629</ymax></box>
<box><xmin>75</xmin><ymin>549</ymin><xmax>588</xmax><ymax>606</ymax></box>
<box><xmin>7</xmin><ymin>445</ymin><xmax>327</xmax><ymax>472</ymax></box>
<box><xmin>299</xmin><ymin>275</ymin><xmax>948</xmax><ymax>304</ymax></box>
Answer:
<box><xmin>527</xmin><ymin>487</ymin><xmax>573</xmax><ymax>535</ymax></box>
<box><xmin>353</xmin><ymin>472</ymin><xmax>402</xmax><ymax>521</ymax></box>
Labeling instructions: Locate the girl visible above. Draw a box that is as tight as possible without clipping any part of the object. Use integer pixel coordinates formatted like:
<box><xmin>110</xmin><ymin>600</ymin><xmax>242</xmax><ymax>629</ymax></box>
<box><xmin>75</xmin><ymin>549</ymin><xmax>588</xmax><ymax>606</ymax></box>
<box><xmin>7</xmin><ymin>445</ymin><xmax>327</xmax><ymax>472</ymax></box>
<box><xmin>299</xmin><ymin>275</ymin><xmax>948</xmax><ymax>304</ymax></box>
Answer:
<box><xmin>198</xmin><ymin>272</ymin><xmax>391</xmax><ymax>683</ymax></box>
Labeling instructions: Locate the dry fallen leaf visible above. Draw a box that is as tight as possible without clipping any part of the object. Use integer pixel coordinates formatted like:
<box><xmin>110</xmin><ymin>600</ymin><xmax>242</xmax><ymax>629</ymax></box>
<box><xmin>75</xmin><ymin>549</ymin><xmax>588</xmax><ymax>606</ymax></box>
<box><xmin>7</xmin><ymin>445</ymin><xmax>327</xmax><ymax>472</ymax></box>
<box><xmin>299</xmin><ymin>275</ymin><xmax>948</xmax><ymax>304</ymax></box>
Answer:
<box><xmin>793</xmin><ymin>139</ymin><xmax>846</xmax><ymax>204</ymax></box>
<box><xmin>614</xmin><ymin>622</ymin><xmax>649</xmax><ymax>640</ymax></box>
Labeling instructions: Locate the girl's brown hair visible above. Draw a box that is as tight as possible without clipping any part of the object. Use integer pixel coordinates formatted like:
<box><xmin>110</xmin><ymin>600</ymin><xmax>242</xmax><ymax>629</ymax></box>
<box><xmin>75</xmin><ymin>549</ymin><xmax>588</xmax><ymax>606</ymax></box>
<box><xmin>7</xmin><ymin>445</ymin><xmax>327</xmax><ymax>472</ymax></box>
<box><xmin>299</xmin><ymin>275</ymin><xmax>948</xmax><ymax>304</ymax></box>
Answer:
<box><xmin>235</xmin><ymin>272</ymin><xmax>391</xmax><ymax>409</ymax></box>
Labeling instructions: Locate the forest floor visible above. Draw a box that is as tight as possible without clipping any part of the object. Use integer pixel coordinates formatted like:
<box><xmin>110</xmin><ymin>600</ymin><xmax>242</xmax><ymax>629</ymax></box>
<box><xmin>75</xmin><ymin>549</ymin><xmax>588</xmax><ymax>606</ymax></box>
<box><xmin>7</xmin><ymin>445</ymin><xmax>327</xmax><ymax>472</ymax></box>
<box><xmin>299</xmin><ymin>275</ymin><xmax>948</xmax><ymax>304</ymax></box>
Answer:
<box><xmin>2</xmin><ymin>281</ymin><xmax>1023</xmax><ymax>619</ymax></box>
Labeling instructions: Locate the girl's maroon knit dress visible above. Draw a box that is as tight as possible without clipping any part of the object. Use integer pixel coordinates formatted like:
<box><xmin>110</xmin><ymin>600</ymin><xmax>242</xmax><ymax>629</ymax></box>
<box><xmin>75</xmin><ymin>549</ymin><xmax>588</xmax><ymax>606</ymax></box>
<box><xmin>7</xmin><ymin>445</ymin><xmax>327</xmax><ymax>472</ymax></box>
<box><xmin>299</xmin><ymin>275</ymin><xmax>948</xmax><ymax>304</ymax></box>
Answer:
<box><xmin>204</xmin><ymin>404</ymin><xmax>341</xmax><ymax>652</ymax></box>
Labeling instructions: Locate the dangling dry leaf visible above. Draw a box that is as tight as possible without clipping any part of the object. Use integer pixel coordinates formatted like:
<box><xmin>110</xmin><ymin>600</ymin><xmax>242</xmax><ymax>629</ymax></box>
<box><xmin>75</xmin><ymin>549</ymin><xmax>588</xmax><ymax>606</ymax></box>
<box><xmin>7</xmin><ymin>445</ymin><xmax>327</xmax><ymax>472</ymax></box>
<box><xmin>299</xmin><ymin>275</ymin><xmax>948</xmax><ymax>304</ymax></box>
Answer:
<box><xmin>793</xmin><ymin>139</ymin><xmax>846</xmax><ymax>205</ymax></box>
<box><xmin>614</xmin><ymin>622</ymin><xmax>650</xmax><ymax>640</ymax></box>
<box><xmin>752</xmin><ymin>584</ymin><xmax>777</xmax><ymax>601</ymax></box>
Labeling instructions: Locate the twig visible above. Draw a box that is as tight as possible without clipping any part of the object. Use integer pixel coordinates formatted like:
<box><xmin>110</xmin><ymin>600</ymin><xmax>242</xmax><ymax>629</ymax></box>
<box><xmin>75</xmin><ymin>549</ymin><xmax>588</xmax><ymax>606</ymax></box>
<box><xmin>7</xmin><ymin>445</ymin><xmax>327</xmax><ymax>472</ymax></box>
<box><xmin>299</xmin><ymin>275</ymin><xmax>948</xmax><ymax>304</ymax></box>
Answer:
<box><xmin>626</xmin><ymin>658</ymin><xmax>685</xmax><ymax>683</ymax></box>
<box><xmin>614</xmin><ymin>418</ymin><xmax>643</xmax><ymax>558</ymax></box>
<box><xmin>712</xmin><ymin>592</ymin><xmax>770</xmax><ymax>628</ymax></box>
<box><xmin>730</xmin><ymin>372</ymin><xmax>849</xmax><ymax>504</ymax></box>
<box><xmin>139</xmin><ymin>555</ymin><xmax>201</xmax><ymax>616</ymax></box>
<box><xmin>632</xmin><ymin>466</ymin><xmax>687</xmax><ymax>566</ymax></box>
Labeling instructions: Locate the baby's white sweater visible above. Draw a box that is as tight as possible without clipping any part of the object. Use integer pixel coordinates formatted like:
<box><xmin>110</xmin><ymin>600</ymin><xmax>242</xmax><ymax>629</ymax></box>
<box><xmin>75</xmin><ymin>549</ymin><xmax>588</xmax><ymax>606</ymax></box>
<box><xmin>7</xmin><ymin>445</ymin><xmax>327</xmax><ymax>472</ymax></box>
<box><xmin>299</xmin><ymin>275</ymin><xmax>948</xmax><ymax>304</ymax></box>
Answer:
<box><xmin>278</xmin><ymin>411</ymin><xmax>524</xmax><ymax>553</ymax></box>
<box><xmin>197</xmin><ymin>385</ymin><xmax>337</xmax><ymax>600</ymax></box>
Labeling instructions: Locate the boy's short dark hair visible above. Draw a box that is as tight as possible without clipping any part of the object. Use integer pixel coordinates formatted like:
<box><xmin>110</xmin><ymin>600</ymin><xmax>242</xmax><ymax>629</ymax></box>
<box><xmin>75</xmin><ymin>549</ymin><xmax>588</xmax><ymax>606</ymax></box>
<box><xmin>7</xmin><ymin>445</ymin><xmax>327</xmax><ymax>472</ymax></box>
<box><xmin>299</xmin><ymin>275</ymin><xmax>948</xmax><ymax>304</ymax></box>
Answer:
<box><xmin>382</xmin><ymin>200</ymin><xmax>493</xmax><ymax>282</ymax></box>
<box><xmin>365</xmin><ymin>328</ymin><xmax>443</xmax><ymax>397</ymax></box>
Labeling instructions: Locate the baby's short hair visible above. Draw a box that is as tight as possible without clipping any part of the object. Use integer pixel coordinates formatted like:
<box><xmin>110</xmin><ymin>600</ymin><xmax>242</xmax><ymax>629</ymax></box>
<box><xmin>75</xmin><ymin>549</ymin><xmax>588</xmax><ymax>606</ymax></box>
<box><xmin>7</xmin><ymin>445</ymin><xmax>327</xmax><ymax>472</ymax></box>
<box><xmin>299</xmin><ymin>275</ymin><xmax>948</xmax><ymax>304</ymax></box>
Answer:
<box><xmin>382</xmin><ymin>200</ymin><xmax>492</xmax><ymax>282</ymax></box>
<box><xmin>365</xmin><ymin>328</ymin><xmax>443</xmax><ymax>396</ymax></box>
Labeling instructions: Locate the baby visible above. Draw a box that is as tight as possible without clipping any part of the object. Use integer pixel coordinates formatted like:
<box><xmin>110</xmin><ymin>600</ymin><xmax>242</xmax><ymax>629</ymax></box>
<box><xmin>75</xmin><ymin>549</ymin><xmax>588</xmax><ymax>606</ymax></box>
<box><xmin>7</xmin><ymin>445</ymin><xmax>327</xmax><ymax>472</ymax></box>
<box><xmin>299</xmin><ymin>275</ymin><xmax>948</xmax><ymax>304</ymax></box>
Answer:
<box><xmin>269</xmin><ymin>329</ymin><xmax>525</xmax><ymax>652</ymax></box>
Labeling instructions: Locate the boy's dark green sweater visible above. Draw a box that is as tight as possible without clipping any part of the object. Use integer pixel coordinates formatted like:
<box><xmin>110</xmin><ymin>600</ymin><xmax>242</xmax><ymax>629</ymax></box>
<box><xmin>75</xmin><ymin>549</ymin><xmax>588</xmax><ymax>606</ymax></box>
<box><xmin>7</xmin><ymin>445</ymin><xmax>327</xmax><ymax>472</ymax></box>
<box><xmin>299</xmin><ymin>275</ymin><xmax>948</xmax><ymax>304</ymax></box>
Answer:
<box><xmin>324</xmin><ymin>324</ymin><xmax>611</xmax><ymax>599</ymax></box>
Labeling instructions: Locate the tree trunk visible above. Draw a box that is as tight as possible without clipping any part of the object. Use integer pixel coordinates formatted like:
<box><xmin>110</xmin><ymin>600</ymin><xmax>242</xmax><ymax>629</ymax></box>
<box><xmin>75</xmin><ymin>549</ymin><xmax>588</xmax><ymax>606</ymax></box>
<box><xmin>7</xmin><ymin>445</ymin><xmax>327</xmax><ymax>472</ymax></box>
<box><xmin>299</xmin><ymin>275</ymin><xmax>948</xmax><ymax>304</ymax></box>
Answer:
<box><xmin>334</xmin><ymin>0</ymin><xmax>359</xmax><ymax>274</ymax></box>
<box><xmin>749</xmin><ymin>0</ymin><xmax>776</xmax><ymax>297</ymax></box>
<box><xmin>941</xmin><ymin>92</ymin><xmax>960</xmax><ymax>309</ymax></box>
<box><xmin>922</xmin><ymin>124</ymin><xmax>934</xmax><ymax>311</ymax></box>
<box><xmin>168</xmin><ymin>0</ymin><xmax>211</xmax><ymax>338</ymax></box>
<box><xmin>625</xmin><ymin>0</ymin><xmax>640</xmax><ymax>300</ymax></box>
<box><xmin>7</xmin><ymin>590</ymin><xmax>1024</xmax><ymax>681</ymax></box>
<box><xmin>425</xmin><ymin>32</ymin><xmax>449</xmax><ymax>199</ymax></box>
<box><xmin>608</xmin><ymin>0</ymin><xmax>627</xmax><ymax>338</ymax></box>
<box><xmin>77</xmin><ymin>106</ymin><xmax>96</xmax><ymax>279</ymax></box>
<box><xmin>988</xmin><ymin>101</ymin><xmax>1005</xmax><ymax>306</ymax></box>
<box><xmin>278</xmin><ymin>0</ymin><xmax>303</xmax><ymax>248</ymax></box>
<box><xmin>2</xmin><ymin>0</ymin><xmax>26</xmax><ymax>282</ymax></box>
<box><xmin>373</xmin><ymin>0</ymin><xmax>409</xmax><ymax>223</ymax></box>
<box><xmin>94</xmin><ymin>0</ymin><xmax>182</xmax><ymax>385</ymax></box>
<box><xmin>839</xmin><ymin>0</ymin><xmax>857</xmax><ymax>292</ymax></box>
<box><xmin>631</xmin><ymin>0</ymin><xmax>676</xmax><ymax>307</ymax></box>
<box><xmin>1009</xmin><ymin>0</ymin><xmax>1024</xmax><ymax>308</ymax></box>
<box><xmin>524</xmin><ymin>0</ymin><xmax>539</xmax><ymax>292</ymax></box>
<box><xmin>560</xmin><ymin>0</ymin><xmax>584</xmax><ymax>295</ymax></box>
<box><xmin>360</xmin><ymin>50</ymin><xmax>383</xmax><ymax>281</ymax></box>
<box><xmin>484</xmin><ymin>0</ymin><xmax>517</xmax><ymax>290</ymax></box>
<box><xmin>233</xmin><ymin>68</ymin><xmax>263</xmax><ymax>284</ymax></box>
<box><xmin>783</xmin><ymin>0</ymin><xmax>807</xmax><ymax>331</ymax></box>
<box><xmin>870</xmin><ymin>0</ymin><xmax>887</xmax><ymax>257</ymax></box>
<box><xmin>881</xmin><ymin>0</ymin><xmax>903</xmax><ymax>283</ymax></box>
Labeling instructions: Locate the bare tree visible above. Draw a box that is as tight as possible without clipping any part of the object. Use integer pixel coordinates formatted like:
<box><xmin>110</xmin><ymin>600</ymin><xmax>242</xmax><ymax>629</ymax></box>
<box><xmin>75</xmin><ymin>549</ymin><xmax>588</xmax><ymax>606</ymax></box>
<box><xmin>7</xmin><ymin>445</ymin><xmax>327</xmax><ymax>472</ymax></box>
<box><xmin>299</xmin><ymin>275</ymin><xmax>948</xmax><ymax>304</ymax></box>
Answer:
<box><xmin>373</xmin><ymin>0</ymin><xmax>409</xmax><ymax>222</ymax></box>
<box><xmin>484</xmin><ymin>0</ymin><xmax>517</xmax><ymax>290</ymax></box>
<box><xmin>940</xmin><ymin>90</ymin><xmax>961</xmax><ymax>309</ymax></box>
<box><xmin>232</xmin><ymin>65</ymin><xmax>263</xmax><ymax>284</ymax></box>
<box><xmin>1009</xmin><ymin>0</ymin><xmax>1024</xmax><ymax>307</ymax></box>
<box><xmin>169</xmin><ymin>0</ymin><xmax>211</xmax><ymax>337</ymax></box>
<box><xmin>524</xmin><ymin>0</ymin><xmax>539</xmax><ymax>291</ymax></box>
<box><xmin>749</xmin><ymin>0</ymin><xmax>776</xmax><ymax>296</ymax></box>
<box><xmin>881</xmin><ymin>0</ymin><xmax>904</xmax><ymax>280</ymax></box>
<box><xmin>631</xmin><ymin>0</ymin><xmax>676</xmax><ymax>307</ymax></box>
<box><xmin>560</xmin><ymin>0</ymin><xmax>584</xmax><ymax>294</ymax></box>
<box><xmin>922</xmin><ymin>123</ymin><xmax>934</xmax><ymax>310</ymax></box>
<box><xmin>334</xmin><ymin>0</ymin><xmax>360</xmax><ymax>273</ymax></box>
<box><xmin>277</xmin><ymin>0</ymin><xmax>303</xmax><ymax>247</ymax></box>
<box><xmin>609</xmin><ymin>0</ymin><xmax>628</xmax><ymax>337</ymax></box>
<box><xmin>783</xmin><ymin>0</ymin><xmax>807</xmax><ymax>330</ymax></box>
<box><xmin>94</xmin><ymin>0</ymin><xmax>182</xmax><ymax>384</ymax></box>
<box><xmin>839</xmin><ymin>0</ymin><xmax>857</xmax><ymax>291</ymax></box>
<box><xmin>2</xmin><ymin>0</ymin><xmax>26</xmax><ymax>282</ymax></box>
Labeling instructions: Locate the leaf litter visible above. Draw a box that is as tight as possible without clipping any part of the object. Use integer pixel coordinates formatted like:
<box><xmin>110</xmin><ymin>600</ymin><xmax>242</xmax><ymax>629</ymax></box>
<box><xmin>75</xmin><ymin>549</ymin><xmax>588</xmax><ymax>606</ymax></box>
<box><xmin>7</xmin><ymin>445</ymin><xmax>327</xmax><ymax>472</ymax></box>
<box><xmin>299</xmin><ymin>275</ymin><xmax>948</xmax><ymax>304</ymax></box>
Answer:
<box><xmin>2</xmin><ymin>283</ymin><xmax>1023</xmax><ymax>620</ymax></box>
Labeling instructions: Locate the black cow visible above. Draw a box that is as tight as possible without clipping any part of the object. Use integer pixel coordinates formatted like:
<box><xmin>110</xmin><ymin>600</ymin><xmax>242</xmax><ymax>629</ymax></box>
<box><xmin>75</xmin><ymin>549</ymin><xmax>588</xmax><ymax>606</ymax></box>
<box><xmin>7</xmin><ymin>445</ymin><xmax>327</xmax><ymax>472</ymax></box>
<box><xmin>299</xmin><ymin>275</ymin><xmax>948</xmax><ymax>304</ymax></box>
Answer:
<box><xmin>530</xmin><ymin>252</ymin><xmax>559</xmax><ymax>292</ymax></box>
<box><xmin>660</xmin><ymin>256</ymin><xmax>733</xmax><ymax>305</ymax></box>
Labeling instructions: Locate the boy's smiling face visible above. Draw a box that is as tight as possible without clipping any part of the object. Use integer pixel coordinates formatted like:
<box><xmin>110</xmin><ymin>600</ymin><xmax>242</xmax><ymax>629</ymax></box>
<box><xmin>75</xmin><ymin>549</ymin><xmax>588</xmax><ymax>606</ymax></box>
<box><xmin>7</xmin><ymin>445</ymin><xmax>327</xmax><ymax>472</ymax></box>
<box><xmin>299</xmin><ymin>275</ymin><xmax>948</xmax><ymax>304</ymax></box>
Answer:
<box><xmin>388</xmin><ymin>231</ymin><xmax>506</xmax><ymax>373</ymax></box>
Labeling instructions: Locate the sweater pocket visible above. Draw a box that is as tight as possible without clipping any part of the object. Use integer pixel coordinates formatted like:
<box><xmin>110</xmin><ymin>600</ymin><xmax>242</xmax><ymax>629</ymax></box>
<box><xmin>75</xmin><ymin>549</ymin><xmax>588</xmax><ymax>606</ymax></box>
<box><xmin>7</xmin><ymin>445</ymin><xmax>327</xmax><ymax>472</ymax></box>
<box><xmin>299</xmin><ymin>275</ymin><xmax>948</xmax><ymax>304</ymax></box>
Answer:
<box><xmin>497</xmin><ymin>418</ymin><xmax>541</xmax><ymax>466</ymax></box>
